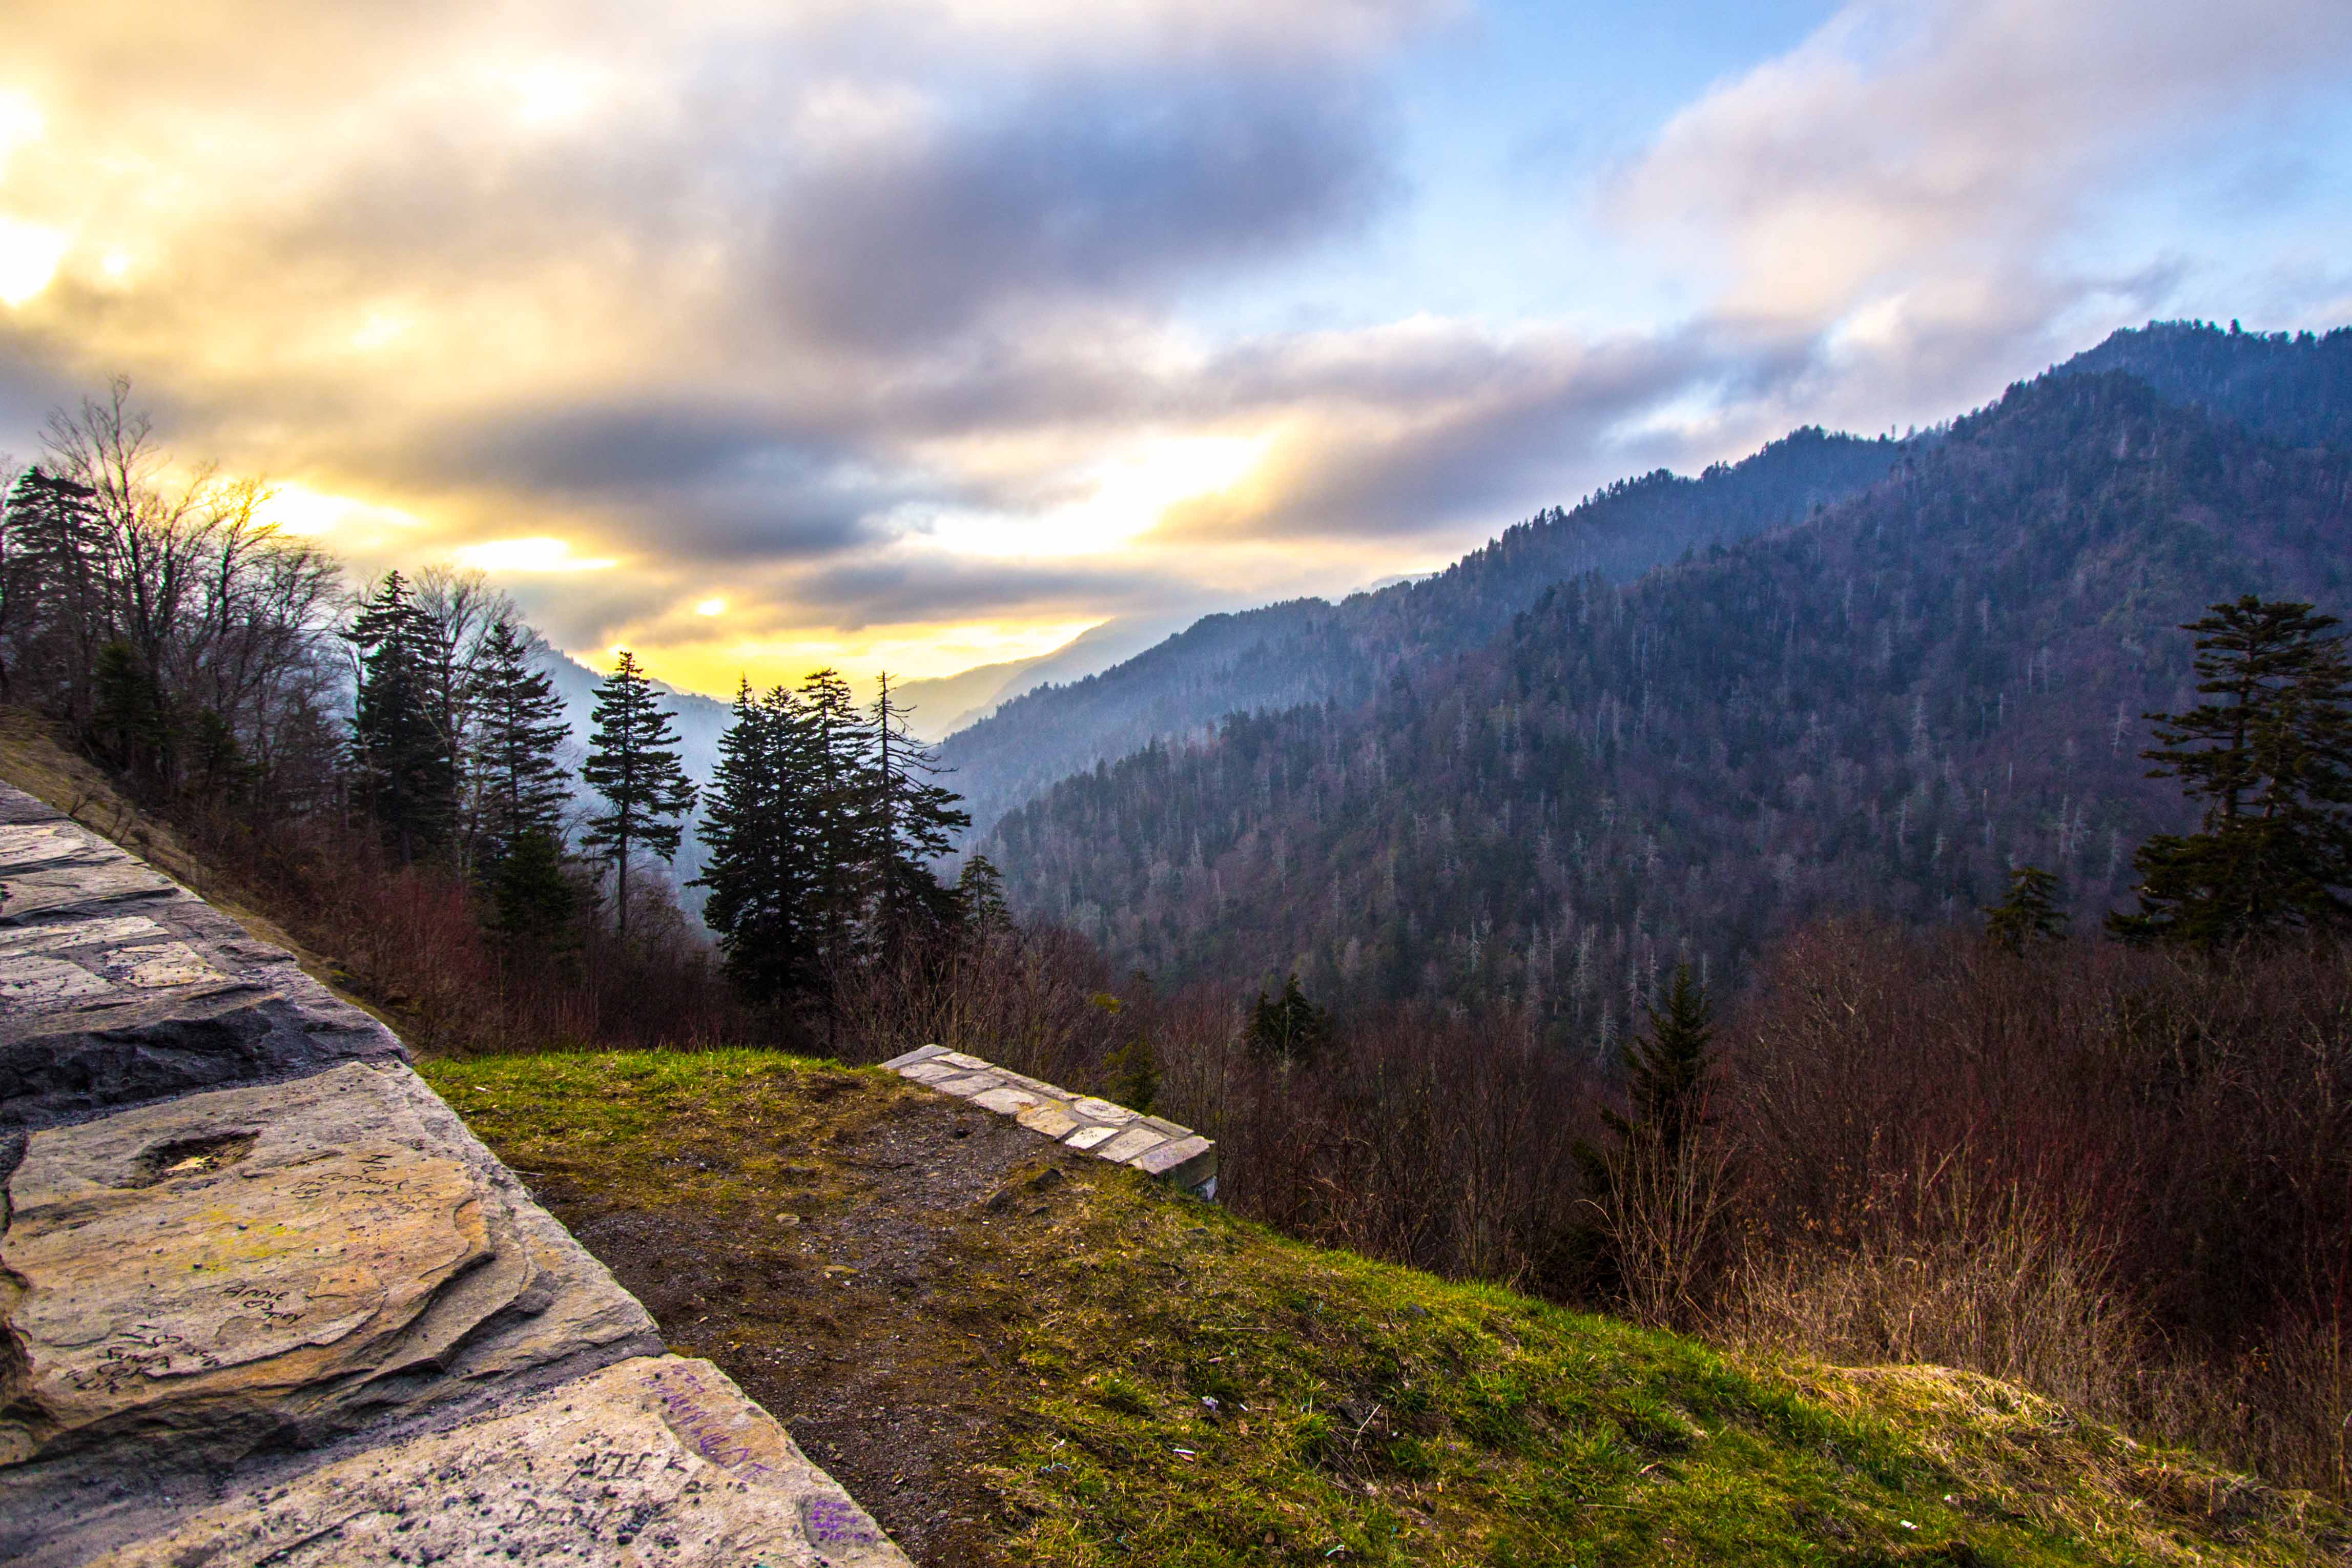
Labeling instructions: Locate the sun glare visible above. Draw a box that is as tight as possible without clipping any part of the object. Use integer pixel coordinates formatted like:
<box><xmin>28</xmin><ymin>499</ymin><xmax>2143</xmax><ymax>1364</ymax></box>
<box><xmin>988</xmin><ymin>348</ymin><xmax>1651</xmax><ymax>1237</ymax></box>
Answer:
<box><xmin>259</xmin><ymin>484</ymin><xmax>425</xmax><ymax>543</ymax></box>
<box><xmin>452</xmin><ymin>536</ymin><xmax>619</xmax><ymax>574</ymax></box>
<box><xmin>507</xmin><ymin>63</ymin><xmax>599</xmax><ymax>126</ymax></box>
<box><xmin>0</xmin><ymin>217</ymin><xmax>68</xmax><ymax>308</ymax></box>
<box><xmin>695</xmin><ymin>597</ymin><xmax>727</xmax><ymax>616</ymax></box>
<box><xmin>927</xmin><ymin>434</ymin><xmax>1268</xmax><ymax>558</ymax></box>
<box><xmin>350</xmin><ymin>311</ymin><xmax>409</xmax><ymax>350</ymax></box>
<box><xmin>0</xmin><ymin>91</ymin><xmax>42</xmax><ymax>169</ymax></box>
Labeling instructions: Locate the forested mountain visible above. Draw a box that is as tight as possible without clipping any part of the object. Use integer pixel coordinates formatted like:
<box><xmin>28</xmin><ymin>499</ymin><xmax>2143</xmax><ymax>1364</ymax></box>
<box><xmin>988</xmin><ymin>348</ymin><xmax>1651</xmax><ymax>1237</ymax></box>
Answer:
<box><xmin>940</xmin><ymin>426</ymin><xmax>1912</xmax><ymax>834</ymax></box>
<box><xmin>984</xmin><ymin>365</ymin><xmax>2352</xmax><ymax>1047</ymax></box>
<box><xmin>942</xmin><ymin>322</ymin><xmax>2352</xmax><ymax>841</ymax></box>
<box><xmin>2055</xmin><ymin>320</ymin><xmax>2352</xmax><ymax>448</ymax></box>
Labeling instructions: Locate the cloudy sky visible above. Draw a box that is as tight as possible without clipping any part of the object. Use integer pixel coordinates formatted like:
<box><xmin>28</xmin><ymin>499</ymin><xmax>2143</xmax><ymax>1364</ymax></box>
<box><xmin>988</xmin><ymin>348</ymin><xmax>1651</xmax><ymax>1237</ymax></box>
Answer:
<box><xmin>3</xmin><ymin>0</ymin><xmax>2348</xmax><ymax>695</ymax></box>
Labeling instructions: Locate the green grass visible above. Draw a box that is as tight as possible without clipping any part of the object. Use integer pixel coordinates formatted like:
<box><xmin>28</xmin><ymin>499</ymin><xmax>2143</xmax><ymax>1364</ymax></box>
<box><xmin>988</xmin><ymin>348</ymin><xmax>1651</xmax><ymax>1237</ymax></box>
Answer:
<box><xmin>419</xmin><ymin>1049</ymin><xmax>2350</xmax><ymax>1567</ymax></box>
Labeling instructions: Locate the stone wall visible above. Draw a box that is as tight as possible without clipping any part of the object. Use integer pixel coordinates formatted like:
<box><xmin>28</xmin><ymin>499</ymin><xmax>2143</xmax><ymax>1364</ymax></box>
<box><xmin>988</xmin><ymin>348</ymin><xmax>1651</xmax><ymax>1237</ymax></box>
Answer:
<box><xmin>882</xmin><ymin>1044</ymin><xmax>1217</xmax><ymax>1198</ymax></box>
<box><xmin>0</xmin><ymin>783</ymin><xmax>912</xmax><ymax>1568</ymax></box>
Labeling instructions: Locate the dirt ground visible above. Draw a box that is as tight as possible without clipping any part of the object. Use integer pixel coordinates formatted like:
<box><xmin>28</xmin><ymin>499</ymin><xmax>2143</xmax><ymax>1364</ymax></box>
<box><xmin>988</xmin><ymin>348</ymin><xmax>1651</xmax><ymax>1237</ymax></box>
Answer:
<box><xmin>515</xmin><ymin>1076</ymin><xmax>1051</xmax><ymax>1568</ymax></box>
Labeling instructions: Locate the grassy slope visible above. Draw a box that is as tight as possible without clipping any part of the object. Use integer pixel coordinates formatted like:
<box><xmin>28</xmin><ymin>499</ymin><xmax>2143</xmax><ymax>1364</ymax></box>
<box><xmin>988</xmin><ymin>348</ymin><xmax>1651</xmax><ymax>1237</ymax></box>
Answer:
<box><xmin>419</xmin><ymin>1049</ymin><xmax>2350</xmax><ymax>1568</ymax></box>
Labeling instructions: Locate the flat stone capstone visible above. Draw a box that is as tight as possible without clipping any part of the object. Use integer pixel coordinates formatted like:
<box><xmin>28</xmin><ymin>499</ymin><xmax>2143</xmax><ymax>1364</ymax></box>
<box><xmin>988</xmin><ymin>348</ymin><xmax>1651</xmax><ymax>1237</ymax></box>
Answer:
<box><xmin>881</xmin><ymin>1043</ymin><xmax>1219</xmax><ymax>1198</ymax></box>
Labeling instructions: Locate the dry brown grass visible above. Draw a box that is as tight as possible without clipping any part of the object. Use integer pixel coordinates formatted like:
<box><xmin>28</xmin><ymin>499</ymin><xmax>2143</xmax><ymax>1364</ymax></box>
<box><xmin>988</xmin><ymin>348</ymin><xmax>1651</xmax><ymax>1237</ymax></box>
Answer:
<box><xmin>1717</xmin><ymin>1166</ymin><xmax>2150</xmax><ymax>1418</ymax></box>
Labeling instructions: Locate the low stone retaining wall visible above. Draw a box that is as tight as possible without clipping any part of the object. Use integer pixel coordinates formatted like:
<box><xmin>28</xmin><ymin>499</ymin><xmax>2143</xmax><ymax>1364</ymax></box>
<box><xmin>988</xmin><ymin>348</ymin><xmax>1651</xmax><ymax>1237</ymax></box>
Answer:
<box><xmin>0</xmin><ymin>784</ymin><xmax>911</xmax><ymax>1568</ymax></box>
<box><xmin>882</xmin><ymin>1044</ymin><xmax>1218</xmax><ymax>1199</ymax></box>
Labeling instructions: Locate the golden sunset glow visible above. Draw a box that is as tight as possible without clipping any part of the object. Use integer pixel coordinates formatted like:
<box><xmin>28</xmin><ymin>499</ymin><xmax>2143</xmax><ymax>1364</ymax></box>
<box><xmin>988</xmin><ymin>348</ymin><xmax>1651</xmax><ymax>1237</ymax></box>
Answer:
<box><xmin>450</xmin><ymin>538</ymin><xmax>620</xmax><ymax>574</ymax></box>
<box><xmin>0</xmin><ymin>218</ymin><xmax>66</xmax><ymax>307</ymax></box>
<box><xmin>1</xmin><ymin>1</ymin><xmax>2344</xmax><ymax>703</ymax></box>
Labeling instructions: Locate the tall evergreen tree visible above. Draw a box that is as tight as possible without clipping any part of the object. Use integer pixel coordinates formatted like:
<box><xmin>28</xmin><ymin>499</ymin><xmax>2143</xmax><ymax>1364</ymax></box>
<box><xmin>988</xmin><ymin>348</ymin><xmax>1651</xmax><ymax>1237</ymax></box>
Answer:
<box><xmin>348</xmin><ymin>571</ymin><xmax>457</xmax><ymax>864</ymax></box>
<box><xmin>868</xmin><ymin>671</ymin><xmax>972</xmax><ymax>952</ymax></box>
<box><xmin>490</xmin><ymin>826</ymin><xmax>578</xmax><ymax>947</ymax></box>
<box><xmin>468</xmin><ymin>617</ymin><xmax>572</xmax><ymax>867</ymax></box>
<box><xmin>1984</xmin><ymin>865</ymin><xmax>2068</xmax><ymax>954</ymax></box>
<box><xmin>580</xmin><ymin>650</ymin><xmax>697</xmax><ymax>938</ymax></box>
<box><xmin>955</xmin><ymin>854</ymin><xmax>1010</xmax><ymax>933</ymax></box>
<box><xmin>0</xmin><ymin>468</ymin><xmax>102</xmax><ymax>722</ymax></box>
<box><xmin>93</xmin><ymin>638</ymin><xmax>172</xmax><ymax>786</ymax></box>
<box><xmin>1247</xmin><ymin>973</ymin><xmax>1332</xmax><ymax>1066</ymax></box>
<box><xmin>798</xmin><ymin>667</ymin><xmax>877</xmax><ymax>973</ymax></box>
<box><xmin>1572</xmin><ymin>961</ymin><xmax>1716</xmax><ymax>1297</ymax></box>
<box><xmin>1613</xmin><ymin>962</ymin><xmax>1714</xmax><ymax>1151</ymax></box>
<box><xmin>2111</xmin><ymin>597</ymin><xmax>2352</xmax><ymax>947</ymax></box>
<box><xmin>695</xmin><ymin>680</ymin><xmax>825</xmax><ymax>1007</ymax></box>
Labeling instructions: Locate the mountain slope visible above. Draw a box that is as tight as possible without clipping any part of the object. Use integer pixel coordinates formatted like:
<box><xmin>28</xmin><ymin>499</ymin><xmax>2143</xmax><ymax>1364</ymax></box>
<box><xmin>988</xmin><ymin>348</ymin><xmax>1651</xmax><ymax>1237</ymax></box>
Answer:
<box><xmin>2055</xmin><ymin>320</ymin><xmax>2352</xmax><ymax>449</ymax></box>
<box><xmin>943</xmin><ymin>321</ymin><xmax>2352</xmax><ymax>844</ymax></box>
<box><xmin>941</xmin><ymin>426</ymin><xmax>1911</xmax><ymax>836</ymax></box>
<box><xmin>985</xmin><ymin>369</ymin><xmax>2352</xmax><ymax>1039</ymax></box>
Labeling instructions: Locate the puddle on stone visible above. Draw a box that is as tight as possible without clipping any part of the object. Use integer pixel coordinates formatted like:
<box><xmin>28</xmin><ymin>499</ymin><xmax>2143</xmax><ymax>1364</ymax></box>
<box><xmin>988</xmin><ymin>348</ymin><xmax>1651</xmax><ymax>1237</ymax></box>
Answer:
<box><xmin>130</xmin><ymin>1131</ymin><xmax>259</xmax><ymax>1186</ymax></box>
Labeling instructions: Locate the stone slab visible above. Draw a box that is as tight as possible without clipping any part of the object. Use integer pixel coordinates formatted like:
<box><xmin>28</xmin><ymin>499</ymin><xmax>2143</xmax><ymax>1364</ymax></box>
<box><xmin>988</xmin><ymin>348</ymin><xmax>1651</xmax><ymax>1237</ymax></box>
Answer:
<box><xmin>82</xmin><ymin>1355</ymin><xmax>910</xmax><ymax>1568</ymax></box>
<box><xmin>970</xmin><ymin>1084</ymin><xmax>1043</xmax><ymax>1117</ymax></box>
<box><xmin>1016</xmin><ymin>1102</ymin><xmax>1079</xmax><ymax>1140</ymax></box>
<box><xmin>1095</xmin><ymin>1125</ymin><xmax>1167</xmax><ymax>1163</ymax></box>
<box><xmin>0</xmin><ymin>796</ymin><xmax>405</xmax><ymax>1128</ymax></box>
<box><xmin>0</xmin><ymin>783</ymin><xmax>909</xmax><ymax>1568</ymax></box>
<box><xmin>930</xmin><ymin>1071</ymin><xmax>1000</xmax><ymax>1097</ymax></box>
<box><xmin>1129</xmin><ymin>1133</ymin><xmax>1218</xmax><ymax>1191</ymax></box>
<box><xmin>0</xmin><ymin>1060</ymin><xmax>661</xmax><ymax>1528</ymax></box>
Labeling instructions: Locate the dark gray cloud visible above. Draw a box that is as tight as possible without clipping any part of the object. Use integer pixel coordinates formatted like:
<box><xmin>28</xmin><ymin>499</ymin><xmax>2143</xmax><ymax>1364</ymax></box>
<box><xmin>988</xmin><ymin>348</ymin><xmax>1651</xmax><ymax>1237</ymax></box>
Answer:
<box><xmin>789</xmin><ymin>553</ymin><xmax>1192</xmax><ymax>630</ymax></box>
<box><xmin>754</xmin><ymin>68</ymin><xmax>1396</xmax><ymax>349</ymax></box>
<box><xmin>435</xmin><ymin>401</ymin><xmax>792</xmax><ymax>491</ymax></box>
<box><xmin>1160</xmin><ymin>325</ymin><xmax>1723</xmax><ymax>541</ymax></box>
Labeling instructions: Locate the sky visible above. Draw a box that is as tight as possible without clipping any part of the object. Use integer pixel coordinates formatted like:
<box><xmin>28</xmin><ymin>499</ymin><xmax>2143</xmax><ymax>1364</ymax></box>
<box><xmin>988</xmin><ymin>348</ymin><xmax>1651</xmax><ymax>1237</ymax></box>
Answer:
<box><xmin>2</xmin><ymin>0</ymin><xmax>2348</xmax><ymax>696</ymax></box>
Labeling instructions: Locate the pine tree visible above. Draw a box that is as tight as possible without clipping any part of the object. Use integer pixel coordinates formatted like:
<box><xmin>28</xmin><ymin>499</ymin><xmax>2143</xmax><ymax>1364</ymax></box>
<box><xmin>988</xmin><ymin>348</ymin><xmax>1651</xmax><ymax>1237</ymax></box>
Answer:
<box><xmin>93</xmin><ymin>638</ymin><xmax>172</xmax><ymax>787</ymax></box>
<box><xmin>187</xmin><ymin>708</ymin><xmax>257</xmax><ymax>804</ymax></box>
<box><xmin>348</xmin><ymin>571</ymin><xmax>457</xmax><ymax>864</ymax></box>
<box><xmin>798</xmin><ymin>668</ymin><xmax>877</xmax><ymax>974</ymax></box>
<box><xmin>580</xmin><ymin>650</ymin><xmax>697</xmax><ymax>939</ymax></box>
<box><xmin>1571</xmin><ymin>961</ymin><xmax>1716</xmax><ymax>1299</ymax></box>
<box><xmin>1247</xmin><ymin>973</ymin><xmax>1331</xmax><ymax>1066</ymax></box>
<box><xmin>0</xmin><ymin>467</ymin><xmax>103</xmax><ymax>724</ymax></box>
<box><xmin>490</xmin><ymin>825</ymin><xmax>579</xmax><ymax>946</ymax></box>
<box><xmin>1984</xmin><ymin>865</ymin><xmax>2068</xmax><ymax>954</ymax></box>
<box><xmin>2111</xmin><ymin>596</ymin><xmax>2352</xmax><ymax>947</ymax></box>
<box><xmin>468</xmin><ymin>617</ymin><xmax>572</xmax><ymax>871</ymax></box>
<box><xmin>695</xmin><ymin>680</ymin><xmax>826</xmax><ymax>1007</ymax></box>
<box><xmin>956</xmin><ymin>854</ymin><xmax>1010</xmax><ymax>933</ymax></box>
<box><xmin>868</xmin><ymin>671</ymin><xmax>972</xmax><ymax>954</ymax></box>
<box><xmin>1615</xmin><ymin>961</ymin><xmax>1713</xmax><ymax>1150</ymax></box>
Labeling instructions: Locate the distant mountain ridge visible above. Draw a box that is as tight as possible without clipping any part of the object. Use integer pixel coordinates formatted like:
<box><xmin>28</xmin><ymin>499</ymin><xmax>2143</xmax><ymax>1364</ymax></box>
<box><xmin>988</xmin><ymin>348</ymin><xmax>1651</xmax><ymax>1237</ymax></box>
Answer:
<box><xmin>2052</xmin><ymin>319</ymin><xmax>2352</xmax><ymax>448</ymax></box>
<box><xmin>938</xmin><ymin>425</ymin><xmax>1915</xmax><ymax>837</ymax></box>
<box><xmin>940</xmin><ymin>320</ymin><xmax>2352</xmax><ymax>843</ymax></box>
<box><xmin>895</xmin><ymin>615</ymin><xmax>1193</xmax><ymax>741</ymax></box>
<box><xmin>981</xmin><ymin>322</ymin><xmax>2352</xmax><ymax>1035</ymax></box>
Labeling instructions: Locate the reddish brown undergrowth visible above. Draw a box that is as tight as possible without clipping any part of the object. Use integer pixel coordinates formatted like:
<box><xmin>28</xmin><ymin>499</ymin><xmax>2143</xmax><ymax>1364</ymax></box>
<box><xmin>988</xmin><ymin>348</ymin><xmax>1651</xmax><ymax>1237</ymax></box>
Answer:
<box><xmin>176</xmin><ymin>799</ymin><xmax>763</xmax><ymax>1055</ymax></box>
